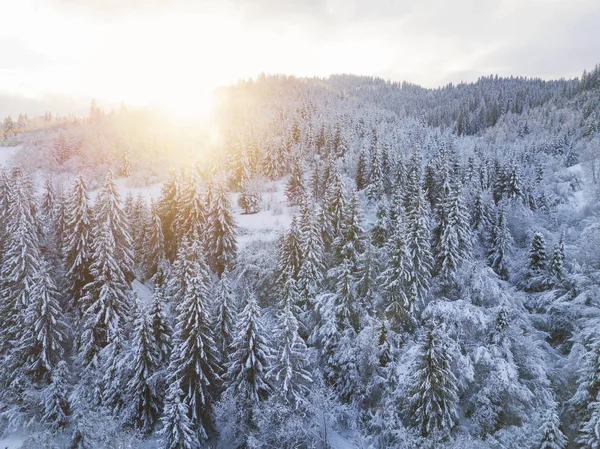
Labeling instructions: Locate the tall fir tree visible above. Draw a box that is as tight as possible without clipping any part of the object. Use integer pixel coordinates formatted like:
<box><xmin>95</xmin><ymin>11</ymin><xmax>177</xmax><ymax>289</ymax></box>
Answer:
<box><xmin>207</xmin><ymin>179</ymin><xmax>237</xmax><ymax>277</ymax></box>
<box><xmin>42</xmin><ymin>360</ymin><xmax>70</xmax><ymax>431</ymax></box>
<box><xmin>142</xmin><ymin>203</ymin><xmax>166</xmax><ymax>280</ymax></box>
<box><xmin>94</xmin><ymin>171</ymin><xmax>135</xmax><ymax>283</ymax></box>
<box><xmin>63</xmin><ymin>175</ymin><xmax>94</xmax><ymax>314</ymax></box>
<box><xmin>213</xmin><ymin>270</ymin><xmax>237</xmax><ymax>364</ymax></box>
<box><xmin>79</xmin><ymin>220</ymin><xmax>131</xmax><ymax>370</ymax></box>
<box><xmin>407</xmin><ymin>323</ymin><xmax>459</xmax><ymax>438</ymax></box>
<box><xmin>269</xmin><ymin>278</ymin><xmax>312</xmax><ymax>406</ymax></box>
<box><xmin>127</xmin><ymin>301</ymin><xmax>161</xmax><ymax>433</ymax></box>
<box><xmin>167</xmin><ymin>249</ymin><xmax>220</xmax><ymax>440</ymax></box>
<box><xmin>224</xmin><ymin>286</ymin><xmax>271</xmax><ymax>405</ymax></box>
<box><xmin>487</xmin><ymin>205</ymin><xmax>513</xmax><ymax>280</ymax></box>
<box><xmin>160</xmin><ymin>384</ymin><xmax>200</xmax><ymax>449</ymax></box>
<box><xmin>18</xmin><ymin>260</ymin><xmax>68</xmax><ymax>382</ymax></box>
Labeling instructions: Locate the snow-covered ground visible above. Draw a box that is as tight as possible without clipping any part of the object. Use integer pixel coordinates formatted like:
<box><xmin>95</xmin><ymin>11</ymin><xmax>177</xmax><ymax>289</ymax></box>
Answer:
<box><xmin>0</xmin><ymin>145</ymin><xmax>22</xmax><ymax>167</ymax></box>
<box><xmin>0</xmin><ymin>436</ymin><xmax>24</xmax><ymax>449</ymax></box>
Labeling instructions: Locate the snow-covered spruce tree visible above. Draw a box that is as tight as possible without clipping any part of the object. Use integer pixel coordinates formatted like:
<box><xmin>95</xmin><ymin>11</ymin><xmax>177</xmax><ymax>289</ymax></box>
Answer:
<box><xmin>471</xmin><ymin>189</ymin><xmax>492</xmax><ymax>231</ymax></box>
<box><xmin>167</xmin><ymin>249</ymin><xmax>219</xmax><ymax>440</ymax></box>
<box><xmin>579</xmin><ymin>400</ymin><xmax>600</xmax><ymax>448</ymax></box>
<box><xmin>333</xmin><ymin>189</ymin><xmax>365</xmax><ymax>270</ymax></box>
<box><xmin>285</xmin><ymin>155</ymin><xmax>306</xmax><ymax>206</ymax></box>
<box><xmin>142</xmin><ymin>203</ymin><xmax>166</xmax><ymax>280</ymax></box>
<box><xmin>238</xmin><ymin>181</ymin><xmax>260</xmax><ymax>214</ymax></box>
<box><xmin>269</xmin><ymin>278</ymin><xmax>312</xmax><ymax>406</ymax></box>
<box><xmin>548</xmin><ymin>232</ymin><xmax>566</xmax><ymax>283</ymax></box>
<box><xmin>356</xmin><ymin>148</ymin><xmax>369</xmax><ymax>190</ymax></box>
<box><xmin>173</xmin><ymin>167</ymin><xmax>207</xmax><ymax>247</ymax></box>
<box><xmin>370</xmin><ymin>200</ymin><xmax>390</xmax><ymax>248</ymax></box>
<box><xmin>0</xmin><ymin>170</ymin><xmax>42</xmax><ymax>364</ymax></box>
<box><xmin>79</xmin><ymin>220</ymin><xmax>131</xmax><ymax>370</ymax></box>
<box><xmin>149</xmin><ymin>285</ymin><xmax>173</xmax><ymax>368</ymax></box>
<box><xmin>63</xmin><ymin>174</ymin><xmax>94</xmax><ymax>313</ymax></box>
<box><xmin>379</xmin><ymin>208</ymin><xmax>411</xmax><ymax>328</ymax></box>
<box><xmin>160</xmin><ymin>384</ymin><xmax>200</xmax><ymax>449</ymax></box>
<box><xmin>207</xmin><ymin>178</ymin><xmax>237</xmax><ymax>277</ymax></box>
<box><xmin>42</xmin><ymin>360</ymin><xmax>70</xmax><ymax>432</ymax></box>
<box><xmin>129</xmin><ymin>194</ymin><xmax>149</xmax><ymax>266</ymax></box>
<box><xmin>39</xmin><ymin>177</ymin><xmax>59</xmax><ymax>260</ymax></box>
<box><xmin>94</xmin><ymin>171</ymin><xmax>135</xmax><ymax>283</ymax></box>
<box><xmin>274</xmin><ymin>216</ymin><xmax>303</xmax><ymax>287</ymax></box>
<box><xmin>504</xmin><ymin>161</ymin><xmax>523</xmax><ymax>201</ymax></box>
<box><xmin>434</xmin><ymin>182</ymin><xmax>472</xmax><ymax>284</ymax></box>
<box><xmin>297</xmin><ymin>198</ymin><xmax>326</xmax><ymax>309</ymax></box>
<box><xmin>407</xmin><ymin>323</ymin><xmax>459</xmax><ymax>439</ymax></box>
<box><xmin>528</xmin><ymin>232</ymin><xmax>547</xmax><ymax>275</ymax></box>
<box><xmin>18</xmin><ymin>260</ymin><xmax>68</xmax><ymax>382</ymax></box>
<box><xmin>126</xmin><ymin>301</ymin><xmax>161</xmax><ymax>433</ymax></box>
<box><xmin>321</xmin><ymin>164</ymin><xmax>346</xmax><ymax>250</ymax></box>
<box><xmin>572</xmin><ymin>337</ymin><xmax>600</xmax><ymax>445</ymax></box>
<box><xmin>537</xmin><ymin>405</ymin><xmax>567</xmax><ymax>449</ymax></box>
<box><xmin>222</xmin><ymin>286</ymin><xmax>272</xmax><ymax>443</ymax></box>
<box><xmin>157</xmin><ymin>170</ymin><xmax>181</xmax><ymax>261</ymax></box>
<box><xmin>213</xmin><ymin>269</ymin><xmax>237</xmax><ymax>364</ymax></box>
<box><xmin>487</xmin><ymin>205</ymin><xmax>513</xmax><ymax>280</ymax></box>
<box><xmin>404</xmin><ymin>186</ymin><xmax>433</xmax><ymax>310</ymax></box>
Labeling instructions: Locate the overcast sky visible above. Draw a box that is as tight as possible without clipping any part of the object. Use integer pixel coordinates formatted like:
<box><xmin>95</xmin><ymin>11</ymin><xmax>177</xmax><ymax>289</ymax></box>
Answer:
<box><xmin>1</xmin><ymin>0</ymin><xmax>599</xmax><ymax>118</ymax></box>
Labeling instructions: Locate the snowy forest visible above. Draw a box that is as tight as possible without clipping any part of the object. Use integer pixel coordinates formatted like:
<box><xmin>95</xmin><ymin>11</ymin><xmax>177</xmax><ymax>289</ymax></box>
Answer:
<box><xmin>0</xmin><ymin>65</ymin><xmax>600</xmax><ymax>449</ymax></box>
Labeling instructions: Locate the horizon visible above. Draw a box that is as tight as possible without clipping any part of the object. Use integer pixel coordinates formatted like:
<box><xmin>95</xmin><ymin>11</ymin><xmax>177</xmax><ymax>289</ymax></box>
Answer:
<box><xmin>2</xmin><ymin>0</ymin><xmax>599</xmax><ymax>119</ymax></box>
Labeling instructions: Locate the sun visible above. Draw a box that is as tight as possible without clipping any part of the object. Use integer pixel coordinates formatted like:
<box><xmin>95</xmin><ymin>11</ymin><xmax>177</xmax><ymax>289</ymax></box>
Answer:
<box><xmin>157</xmin><ymin>87</ymin><xmax>217</xmax><ymax>124</ymax></box>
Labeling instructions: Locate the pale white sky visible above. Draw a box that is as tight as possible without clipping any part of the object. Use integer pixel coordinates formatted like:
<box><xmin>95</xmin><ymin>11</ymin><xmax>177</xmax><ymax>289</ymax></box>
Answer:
<box><xmin>1</xmin><ymin>0</ymin><xmax>599</xmax><ymax>117</ymax></box>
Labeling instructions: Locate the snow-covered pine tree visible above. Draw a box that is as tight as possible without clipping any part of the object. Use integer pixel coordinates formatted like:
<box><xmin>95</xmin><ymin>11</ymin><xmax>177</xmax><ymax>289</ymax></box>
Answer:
<box><xmin>321</xmin><ymin>165</ymin><xmax>346</xmax><ymax>249</ymax></box>
<box><xmin>213</xmin><ymin>270</ymin><xmax>237</xmax><ymax>364</ymax></box>
<box><xmin>129</xmin><ymin>194</ymin><xmax>149</xmax><ymax>266</ymax></box>
<box><xmin>207</xmin><ymin>179</ymin><xmax>237</xmax><ymax>277</ymax></box>
<box><xmin>379</xmin><ymin>208</ymin><xmax>411</xmax><ymax>327</ymax></box>
<box><xmin>370</xmin><ymin>200</ymin><xmax>390</xmax><ymax>248</ymax></box>
<box><xmin>149</xmin><ymin>285</ymin><xmax>172</xmax><ymax>367</ymax></box>
<box><xmin>285</xmin><ymin>155</ymin><xmax>305</xmax><ymax>206</ymax></box>
<box><xmin>42</xmin><ymin>360</ymin><xmax>70</xmax><ymax>432</ymax></box>
<box><xmin>356</xmin><ymin>148</ymin><xmax>369</xmax><ymax>190</ymax></box>
<box><xmin>63</xmin><ymin>175</ymin><xmax>94</xmax><ymax>313</ymax></box>
<box><xmin>537</xmin><ymin>405</ymin><xmax>567</xmax><ymax>449</ymax></box>
<box><xmin>157</xmin><ymin>170</ymin><xmax>181</xmax><ymax>261</ymax></box>
<box><xmin>525</xmin><ymin>231</ymin><xmax>548</xmax><ymax>291</ymax></box>
<box><xmin>274</xmin><ymin>216</ymin><xmax>303</xmax><ymax>287</ymax></box>
<box><xmin>487</xmin><ymin>205</ymin><xmax>513</xmax><ymax>280</ymax></box>
<box><xmin>224</xmin><ymin>285</ymin><xmax>272</xmax><ymax>404</ymax></box>
<box><xmin>127</xmin><ymin>301</ymin><xmax>161</xmax><ymax>433</ymax></box>
<box><xmin>0</xmin><ymin>170</ymin><xmax>42</xmax><ymax>363</ymax></box>
<box><xmin>79</xmin><ymin>220</ymin><xmax>131</xmax><ymax>370</ymax></box>
<box><xmin>333</xmin><ymin>190</ymin><xmax>365</xmax><ymax>271</ymax></box>
<box><xmin>269</xmin><ymin>278</ymin><xmax>312</xmax><ymax>406</ymax></box>
<box><xmin>94</xmin><ymin>171</ymin><xmax>135</xmax><ymax>283</ymax></box>
<box><xmin>434</xmin><ymin>182</ymin><xmax>472</xmax><ymax>283</ymax></box>
<box><xmin>297</xmin><ymin>199</ymin><xmax>326</xmax><ymax>308</ymax></box>
<box><xmin>548</xmin><ymin>232</ymin><xmax>566</xmax><ymax>283</ymax></box>
<box><xmin>19</xmin><ymin>260</ymin><xmax>68</xmax><ymax>382</ymax></box>
<box><xmin>472</xmin><ymin>189</ymin><xmax>492</xmax><ymax>231</ymax></box>
<box><xmin>160</xmin><ymin>384</ymin><xmax>200</xmax><ymax>449</ymax></box>
<box><xmin>173</xmin><ymin>167</ymin><xmax>207</xmax><ymax>247</ymax></box>
<box><xmin>238</xmin><ymin>181</ymin><xmax>260</xmax><ymax>214</ymax></box>
<box><xmin>407</xmin><ymin>323</ymin><xmax>459</xmax><ymax>438</ymax></box>
<box><xmin>39</xmin><ymin>177</ymin><xmax>58</xmax><ymax>259</ymax></box>
<box><xmin>167</xmin><ymin>249</ymin><xmax>219</xmax><ymax>439</ymax></box>
<box><xmin>404</xmin><ymin>186</ymin><xmax>433</xmax><ymax>308</ymax></box>
<box><xmin>504</xmin><ymin>161</ymin><xmax>523</xmax><ymax>201</ymax></box>
<box><xmin>142</xmin><ymin>203</ymin><xmax>166</xmax><ymax>280</ymax></box>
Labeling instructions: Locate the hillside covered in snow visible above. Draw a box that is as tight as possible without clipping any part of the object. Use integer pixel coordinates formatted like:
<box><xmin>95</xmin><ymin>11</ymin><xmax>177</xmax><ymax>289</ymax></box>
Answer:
<box><xmin>0</xmin><ymin>66</ymin><xmax>600</xmax><ymax>448</ymax></box>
